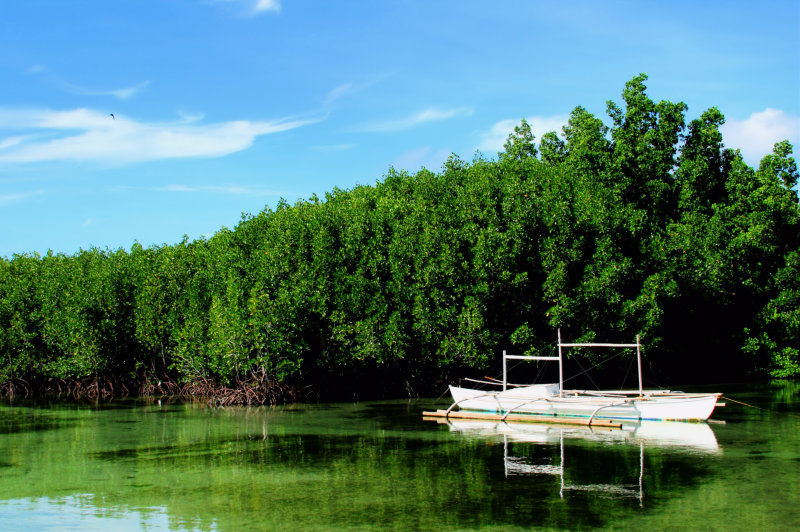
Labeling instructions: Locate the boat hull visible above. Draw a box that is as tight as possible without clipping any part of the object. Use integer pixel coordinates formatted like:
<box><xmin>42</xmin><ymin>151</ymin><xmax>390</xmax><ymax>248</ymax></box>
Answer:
<box><xmin>449</xmin><ymin>385</ymin><xmax>721</xmax><ymax>421</ymax></box>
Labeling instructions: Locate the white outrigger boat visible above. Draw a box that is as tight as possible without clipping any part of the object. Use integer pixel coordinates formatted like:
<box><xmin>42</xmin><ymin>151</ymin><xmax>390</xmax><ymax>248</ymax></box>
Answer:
<box><xmin>436</xmin><ymin>331</ymin><xmax>723</xmax><ymax>424</ymax></box>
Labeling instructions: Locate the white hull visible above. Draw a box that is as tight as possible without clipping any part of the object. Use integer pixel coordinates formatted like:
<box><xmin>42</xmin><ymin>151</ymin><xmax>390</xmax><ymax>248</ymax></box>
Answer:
<box><xmin>449</xmin><ymin>384</ymin><xmax>721</xmax><ymax>421</ymax></box>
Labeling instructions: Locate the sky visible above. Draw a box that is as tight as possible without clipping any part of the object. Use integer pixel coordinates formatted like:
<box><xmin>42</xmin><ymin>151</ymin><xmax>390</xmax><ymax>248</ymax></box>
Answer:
<box><xmin>1</xmin><ymin>0</ymin><xmax>798</xmax><ymax>258</ymax></box>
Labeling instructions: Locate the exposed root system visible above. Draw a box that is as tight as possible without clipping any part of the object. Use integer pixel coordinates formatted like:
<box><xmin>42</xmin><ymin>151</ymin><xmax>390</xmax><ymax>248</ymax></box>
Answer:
<box><xmin>188</xmin><ymin>369</ymin><xmax>303</xmax><ymax>406</ymax></box>
<box><xmin>0</xmin><ymin>378</ymin><xmax>31</xmax><ymax>398</ymax></box>
<box><xmin>1</xmin><ymin>369</ymin><xmax>304</xmax><ymax>406</ymax></box>
<box><xmin>52</xmin><ymin>377</ymin><xmax>127</xmax><ymax>398</ymax></box>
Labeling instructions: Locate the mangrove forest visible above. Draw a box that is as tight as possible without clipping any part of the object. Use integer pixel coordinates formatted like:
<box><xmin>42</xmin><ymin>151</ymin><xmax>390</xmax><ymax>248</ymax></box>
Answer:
<box><xmin>1</xmin><ymin>75</ymin><xmax>798</xmax><ymax>402</ymax></box>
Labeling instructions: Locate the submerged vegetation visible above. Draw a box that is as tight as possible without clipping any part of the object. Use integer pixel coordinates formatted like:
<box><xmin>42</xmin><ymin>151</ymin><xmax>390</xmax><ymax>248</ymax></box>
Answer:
<box><xmin>1</xmin><ymin>75</ymin><xmax>798</xmax><ymax>401</ymax></box>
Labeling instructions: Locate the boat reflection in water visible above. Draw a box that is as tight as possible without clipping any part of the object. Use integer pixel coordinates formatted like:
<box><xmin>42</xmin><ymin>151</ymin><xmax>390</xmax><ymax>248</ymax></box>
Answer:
<box><xmin>428</xmin><ymin>417</ymin><xmax>721</xmax><ymax>506</ymax></box>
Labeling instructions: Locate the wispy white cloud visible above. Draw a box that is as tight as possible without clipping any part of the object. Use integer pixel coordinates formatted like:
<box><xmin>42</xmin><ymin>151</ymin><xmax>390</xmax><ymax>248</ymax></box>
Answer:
<box><xmin>357</xmin><ymin>107</ymin><xmax>474</xmax><ymax>132</ymax></box>
<box><xmin>0</xmin><ymin>190</ymin><xmax>45</xmax><ymax>206</ymax></box>
<box><xmin>25</xmin><ymin>65</ymin><xmax>47</xmax><ymax>75</ymax></box>
<box><xmin>81</xmin><ymin>81</ymin><xmax>151</xmax><ymax>100</ymax></box>
<box><xmin>477</xmin><ymin>119</ymin><xmax>519</xmax><ymax>153</ymax></box>
<box><xmin>0</xmin><ymin>108</ymin><xmax>321</xmax><ymax>164</ymax></box>
<box><xmin>720</xmin><ymin>108</ymin><xmax>800</xmax><ymax>166</ymax></box>
<box><xmin>0</xmin><ymin>136</ymin><xmax>31</xmax><ymax>150</ymax></box>
<box><xmin>157</xmin><ymin>184</ymin><xmax>197</xmax><ymax>193</ymax></box>
<box><xmin>312</xmin><ymin>143</ymin><xmax>356</xmax><ymax>152</ymax></box>
<box><xmin>24</xmin><ymin>64</ymin><xmax>150</xmax><ymax>100</ymax></box>
<box><xmin>207</xmin><ymin>0</ymin><xmax>280</xmax><ymax>17</ymax></box>
<box><xmin>478</xmin><ymin>115</ymin><xmax>568</xmax><ymax>154</ymax></box>
<box><xmin>391</xmin><ymin>146</ymin><xmax>451</xmax><ymax>171</ymax></box>
<box><xmin>253</xmin><ymin>0</ymin><xmax>280</xmax><ymax>14</ymax></box>
<box><xmin>156</xmin><ymin>184</ymin><xmax>283</xmax><ymax>196</ymax></box>
<box><xmin>323</xmin><ymin>83</ymin><xmax>353</xmax><ymax>106</ymax></box>
<box><xmin>321</xmin><ymin>75</ymin><xmax>391</xmax><ymax>107</ymax></box>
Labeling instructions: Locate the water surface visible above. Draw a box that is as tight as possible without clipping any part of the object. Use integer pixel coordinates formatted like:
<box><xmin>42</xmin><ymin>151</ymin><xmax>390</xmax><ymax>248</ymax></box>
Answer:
<box><xmin>0</xmin><ymin>382</ymin><xmax>798</xmax><ymax>531</ymax></box>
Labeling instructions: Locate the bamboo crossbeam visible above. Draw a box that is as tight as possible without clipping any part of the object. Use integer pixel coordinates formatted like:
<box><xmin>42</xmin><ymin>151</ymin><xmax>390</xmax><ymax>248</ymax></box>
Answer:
<box><xmin>558</xmin><ymin>342</ymin><xmax>640</xmax><ymax>348</ymax></box>
<box><xmin>504</xmin><ymin>355</ymin><xmax>560</xmax><ymax>360</ymax></box>
<box><xmin>422</xmin><ymin>409</ymin><xmax>622</xmax><ymax>428</ymax></box>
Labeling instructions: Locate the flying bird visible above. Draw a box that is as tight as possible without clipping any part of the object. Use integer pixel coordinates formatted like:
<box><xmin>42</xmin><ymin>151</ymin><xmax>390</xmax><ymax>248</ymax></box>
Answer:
<box><xmin>109</xmin><ymin>113</ymin><xmax>115</xmax><ymax>120</ymax></box>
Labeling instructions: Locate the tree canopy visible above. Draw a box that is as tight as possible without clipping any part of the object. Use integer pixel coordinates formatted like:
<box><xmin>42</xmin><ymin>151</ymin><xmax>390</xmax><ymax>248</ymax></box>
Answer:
<box><xmin>2</xmin><ymin>75</ymin><xmax>798</xmax><ymax>400</ymax></box>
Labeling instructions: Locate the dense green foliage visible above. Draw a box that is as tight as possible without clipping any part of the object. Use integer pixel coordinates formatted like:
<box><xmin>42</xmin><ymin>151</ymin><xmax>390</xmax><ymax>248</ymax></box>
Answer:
<box><xmin>1</xmin><ymin>75</ymin><xmax>798</xmax><ymax>397</ymax></box>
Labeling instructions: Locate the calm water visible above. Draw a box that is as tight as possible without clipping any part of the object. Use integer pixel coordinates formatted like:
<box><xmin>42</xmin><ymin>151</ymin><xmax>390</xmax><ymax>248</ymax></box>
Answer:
<box><xmin>0</xmin><ymin>382</ymin><xmax>798</xmax><ymax>531</ymax></box>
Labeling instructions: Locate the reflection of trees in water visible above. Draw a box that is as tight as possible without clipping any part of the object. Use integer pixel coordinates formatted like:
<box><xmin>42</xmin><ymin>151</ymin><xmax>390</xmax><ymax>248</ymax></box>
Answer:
<box><xmin>0</xmin><ymin>399</ymin><xmax>743</xmax><ymax>531</ymax></box>
<box><xmin>770</xmin><ymin>380</ymin><xmax>800</xmax><ymax>406</ymax></box>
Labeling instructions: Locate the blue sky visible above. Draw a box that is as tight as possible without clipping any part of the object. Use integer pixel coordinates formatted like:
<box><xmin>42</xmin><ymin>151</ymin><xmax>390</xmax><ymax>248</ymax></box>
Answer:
<box><xmin>1</xmin><ymin>0</ymin><xmax>798</xmax><ymax>257</ymax></box>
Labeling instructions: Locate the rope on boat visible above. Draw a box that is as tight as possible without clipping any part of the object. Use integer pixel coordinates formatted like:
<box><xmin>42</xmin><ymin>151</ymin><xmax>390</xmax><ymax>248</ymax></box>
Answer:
<box><xmin>721</xmin><ymin>395</ymin><xmax>765</xmax><ymax>410</ymax></box>
<box><xmin>721</xmin><ymin>395</ymin><xmax>800</xmax><ymax>418</ymax></box>
<box><xmin>461</xmin><ymin>377</ymin><xmax>528</xmax><ymax>388</ymax></box>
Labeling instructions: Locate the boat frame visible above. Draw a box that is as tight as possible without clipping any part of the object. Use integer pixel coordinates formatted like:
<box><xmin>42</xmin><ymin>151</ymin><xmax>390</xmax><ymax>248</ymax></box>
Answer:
<box><xmin>430</xmin><ymin>330</ymin><xmax>723</xmax><ymax>423</ymax></box>
<box><xmin>503</xmin><ymin>329</ymin><xmax>645</xmax><ymax>397</ymax></box>
<box><xmin>510</xmin><ymin>329</ymin><xmax>644</xmax><ymax>397</ymax></box>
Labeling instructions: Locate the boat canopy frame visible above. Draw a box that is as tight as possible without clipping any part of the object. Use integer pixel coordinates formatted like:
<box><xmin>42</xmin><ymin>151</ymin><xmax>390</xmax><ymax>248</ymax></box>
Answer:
<box><xmin>502</xmin><ymin>329</ymin><xmax>643</xmax><ymax>397</ymax></box>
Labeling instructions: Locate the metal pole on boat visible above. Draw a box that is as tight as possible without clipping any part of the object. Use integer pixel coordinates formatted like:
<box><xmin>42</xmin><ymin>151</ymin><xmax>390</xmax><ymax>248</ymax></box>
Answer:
<box><xmin>636</xmin><ymin>334</ymin><xmax>643</xmax><ymax>396</ymax></box>
<box><xmin>502</xmin><ymin>350</ymin><xmax>507</xmax><ymax>391</ymax></box>
<box><xmin>558</xmin><ymin>329</ymin><xmax>563</xmax><ymax>398</ymax></box>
